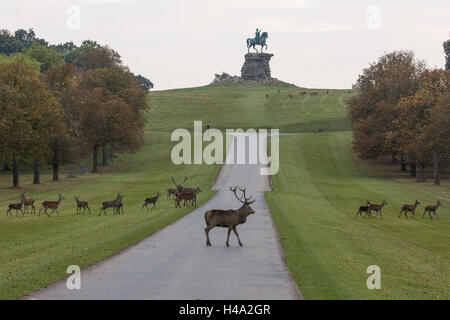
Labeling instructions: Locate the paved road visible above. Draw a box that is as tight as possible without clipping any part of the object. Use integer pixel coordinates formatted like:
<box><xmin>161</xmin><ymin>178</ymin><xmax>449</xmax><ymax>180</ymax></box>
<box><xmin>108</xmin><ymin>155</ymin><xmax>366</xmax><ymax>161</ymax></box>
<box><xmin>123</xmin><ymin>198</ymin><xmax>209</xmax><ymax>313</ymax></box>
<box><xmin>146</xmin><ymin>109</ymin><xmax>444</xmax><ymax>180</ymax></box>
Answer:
<box><xmin>25</xmin><ymin>135</ymin><xmax>302</xmax><ymax>300</ymax></box>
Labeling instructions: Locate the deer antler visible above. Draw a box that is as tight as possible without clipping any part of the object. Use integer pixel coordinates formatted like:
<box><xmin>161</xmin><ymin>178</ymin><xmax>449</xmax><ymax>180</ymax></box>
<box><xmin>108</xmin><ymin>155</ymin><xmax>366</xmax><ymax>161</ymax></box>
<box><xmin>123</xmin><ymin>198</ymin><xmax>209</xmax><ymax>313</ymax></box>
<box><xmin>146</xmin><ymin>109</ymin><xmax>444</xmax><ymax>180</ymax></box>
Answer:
<box><xmin>237</xmin><ymin>186</ymin><xmax>254</xmax><ymax>203</ymax></box>
<box><xmin>230</xmin><ymin>186</ymin><xmax>245</xmax><ymax>204</ymax></box>
<box><xmin>230</xmin><ymin>186</ymin><xmax>255</xmax><ymax>204</ymax></box>
<box><xmin>181</xmin><ymin>177</ymin><xmax>188</xmax><ymax>185</ymax></box>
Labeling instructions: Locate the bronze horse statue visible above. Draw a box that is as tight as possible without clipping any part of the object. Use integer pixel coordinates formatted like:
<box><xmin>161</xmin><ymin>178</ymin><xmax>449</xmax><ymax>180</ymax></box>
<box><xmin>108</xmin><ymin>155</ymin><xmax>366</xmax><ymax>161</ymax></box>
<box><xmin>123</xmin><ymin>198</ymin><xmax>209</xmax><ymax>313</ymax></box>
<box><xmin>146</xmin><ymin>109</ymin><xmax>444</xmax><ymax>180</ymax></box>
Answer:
<box><xmin>247</xmin><ymin>32</ymin><xmax>268</xmax><ymax>53</ymax></box>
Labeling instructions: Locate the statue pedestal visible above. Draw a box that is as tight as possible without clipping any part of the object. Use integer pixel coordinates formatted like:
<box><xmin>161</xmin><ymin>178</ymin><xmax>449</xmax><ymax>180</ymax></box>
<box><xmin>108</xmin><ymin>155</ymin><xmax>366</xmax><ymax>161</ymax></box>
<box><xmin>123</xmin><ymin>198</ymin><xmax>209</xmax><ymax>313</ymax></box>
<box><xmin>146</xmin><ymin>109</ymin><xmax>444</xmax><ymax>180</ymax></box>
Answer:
<box><xmin>241</xmin><ymin>53</ymin><xmax>274</xmax><ymax>81</ymax></box>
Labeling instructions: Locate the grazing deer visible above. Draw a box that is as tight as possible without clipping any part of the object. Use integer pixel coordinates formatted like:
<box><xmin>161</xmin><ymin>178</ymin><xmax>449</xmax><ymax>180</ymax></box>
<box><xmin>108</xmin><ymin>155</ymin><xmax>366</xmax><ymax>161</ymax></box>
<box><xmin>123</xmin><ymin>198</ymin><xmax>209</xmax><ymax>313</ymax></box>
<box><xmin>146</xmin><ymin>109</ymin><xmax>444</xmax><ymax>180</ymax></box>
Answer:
<box><xmin>204</xmin><ymin>186</ymin><xmax>256</xmax><ymax>247</ymax></box>
<box><xmin>142</xmin><ymin>192</ymin><xmax>161</xmax><ymax>211</ymax></box>
<box><xmin>167</xmin><ymin>187</ymin><xmax>177</xmax><ymax>200</ymax></box>
<box><xmin>6</xmin><ymin>192</ymin><xmax>25</xmax><ymax>216</ymax></box>
<box><xmin>39</xmin><ymin>194</ymin><xmax>65</xmax><ymax>217</ymax></box>
<box><xmin>74</xmin><ymin>196</ymin><xmax>90</xmax><ymax>215</ymax></box>
<box><xmin>99</xmin><ymin>194</ymin><xmax>123</xmax><ymax>216</ymax></box>
<box><xmin>367</xmin><ymin>200</ymin><xmax>388</xmax><ymax>219</ymax></box>
<box><xmin>172</xmin><ymin>177</ymin><xmax>197</xmax><ymax>194</ymax></box>
<box><xmin>300</xmin><ymin>91</ymin><xmax>307</xmax><ymax>95</ymax></box>
<box><xmin>265</xmin><ymin>94</ymin><xmax>269</xmax><ymax>99</ymax></box>
<box><xmin>355</xmin><ymin>201</ymin><xmax>371</xmax><ymax>218</ymax></box>
<box><xmin>423</xmin><ymin>200</ymin><xmax>441</xmax><ymax>219</ymax></box>
<box><xmin>310</xmin><ymin>92</ymin><xmax>318</xmax><ymax>96</ymax></box>
<box><xmin>399</xmin><ymin>200</ymin><xmax>420</xmax><ymax>219</ymax></box>
<box><xmin>23</xmin><ymin>193</ymin><xmax>35</xmax><ymax>214</ymax></box>
<box><xmin>288</xmin><ymin>94</ymin><xmax>293</xmax><ymax>99</ymax></box>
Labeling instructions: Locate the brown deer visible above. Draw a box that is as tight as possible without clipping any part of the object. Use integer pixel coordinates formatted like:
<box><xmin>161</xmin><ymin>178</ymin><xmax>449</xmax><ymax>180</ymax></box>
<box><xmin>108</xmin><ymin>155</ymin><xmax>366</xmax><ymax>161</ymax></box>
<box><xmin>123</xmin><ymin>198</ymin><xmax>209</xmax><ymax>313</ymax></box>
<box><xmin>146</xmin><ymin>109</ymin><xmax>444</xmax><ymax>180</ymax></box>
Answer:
<box><xmin>172</xmin><ymin>177</ymin><xmax>198</xmax><ymax>194</ymax></box>
<box><xmin>142</xmin><ymin>192</ymin><xmax>161</xmax><ymax>211</ymax></box>
<box><xmin>23</xmin><ymin>193</ymin><xmax>35</xmax><ymax>214</ymax></box>
<box><xmin>167</xmin><ymin>187</ymin><xmax>177</xmax><ymax>200</ymax></box>
<box><xmin>74</xmin><ymin>196</ymin><xmax>90</xmax><ymax>215</ymax></box>
<box><xmin>6</xmin><ymin>192</ymin><xmax>25</xmax><ymax>216</ymax></box>
<box><xmin>39</xmin><ymin>194</ymin><xmax>65</xmax><ymax>217</ymax></box>
<box><xmin>355</xmin><ymin>201</ymin><xmax>371</xmax><ymax>218</ymax></box>
<box><xmin>367</xmin><ymin>200</ymin><xmax>388</xmax><ymax>219</ymax></box>
<box><xmin>175</xmin><ymin>187</ymin><xmax>202</xmax><ymax>208</ymax></box>
<box><xmin>204</xmin><ymin>186</ymin><xmax>256</xmax><ymax>247</ymax></box>
<box><xmin>99</xmin><ymin>194</ymin><xmax>123</xmax><ymax>216</ymax></box>
<box><xmin>399</xmin><ymin>200</ymin><xmax>420</xmax><ymax>219</ymax></box>
<box><xmin>423</xmin><ymin>200</ymin><xmax>441</xmax><ymax>219</ymax></box>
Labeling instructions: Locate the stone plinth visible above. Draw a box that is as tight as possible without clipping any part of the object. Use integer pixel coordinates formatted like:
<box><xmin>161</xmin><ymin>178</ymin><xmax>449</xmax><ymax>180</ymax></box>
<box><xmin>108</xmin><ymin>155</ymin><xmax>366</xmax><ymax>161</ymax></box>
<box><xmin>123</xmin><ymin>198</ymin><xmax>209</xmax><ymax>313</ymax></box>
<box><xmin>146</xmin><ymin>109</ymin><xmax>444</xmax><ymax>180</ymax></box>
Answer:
<box><xmin>241</xmin><ymin>53</ymin><xmax>274</xmax><ymax>80</ymax></box>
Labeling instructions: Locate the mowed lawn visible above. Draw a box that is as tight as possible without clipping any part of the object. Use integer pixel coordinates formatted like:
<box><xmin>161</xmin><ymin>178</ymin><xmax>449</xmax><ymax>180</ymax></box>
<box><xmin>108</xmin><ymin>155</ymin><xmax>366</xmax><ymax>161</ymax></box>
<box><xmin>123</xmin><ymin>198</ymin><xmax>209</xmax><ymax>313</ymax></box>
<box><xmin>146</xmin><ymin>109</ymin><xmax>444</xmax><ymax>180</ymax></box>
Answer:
<box><xmin>266</xmin><ymin>132</ymin><xmax>449</xmax><ymax>299</ymax></box>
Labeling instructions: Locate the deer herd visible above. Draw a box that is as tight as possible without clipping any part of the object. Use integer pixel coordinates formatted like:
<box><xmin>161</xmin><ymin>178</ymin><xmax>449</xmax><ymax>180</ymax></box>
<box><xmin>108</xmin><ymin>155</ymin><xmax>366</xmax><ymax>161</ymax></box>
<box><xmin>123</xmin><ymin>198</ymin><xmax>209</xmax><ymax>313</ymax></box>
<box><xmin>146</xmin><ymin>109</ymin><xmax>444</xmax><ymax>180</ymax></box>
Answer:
<box><xmin>355</xmin><ymin>200</ymin><xmax>442</xmax><ymax>219</ymax></box>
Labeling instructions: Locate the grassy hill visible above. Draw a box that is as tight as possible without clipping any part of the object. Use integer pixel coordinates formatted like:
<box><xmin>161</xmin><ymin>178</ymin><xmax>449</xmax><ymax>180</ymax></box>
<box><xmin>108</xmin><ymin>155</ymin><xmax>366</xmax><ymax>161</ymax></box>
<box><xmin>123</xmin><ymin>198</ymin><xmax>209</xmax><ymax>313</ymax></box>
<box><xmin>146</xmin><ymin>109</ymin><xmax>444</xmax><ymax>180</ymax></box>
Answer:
<box><xmin>0</xmin><ymin>83</ymin><xmax>447</xmax><ymax>299</ymax></box>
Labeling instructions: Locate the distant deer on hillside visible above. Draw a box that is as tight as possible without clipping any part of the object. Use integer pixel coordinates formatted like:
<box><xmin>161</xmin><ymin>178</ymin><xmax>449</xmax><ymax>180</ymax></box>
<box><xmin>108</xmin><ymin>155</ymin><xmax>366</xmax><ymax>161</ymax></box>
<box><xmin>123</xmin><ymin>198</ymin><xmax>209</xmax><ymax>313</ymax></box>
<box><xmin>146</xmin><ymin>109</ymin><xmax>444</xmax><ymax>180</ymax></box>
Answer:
<box><xmin>74</xmin><ymin>196</ymin><xmax>90</xmax><ymax>215</ymax></box>
<box><xmin>6</xmin><ymin>192</ymin><xmax>25</xmax><ymax>216</ymax></box>
<box><xmin>367</xmin><ymin>200</ymin><xmax>388</xmax><ymax>219</ymax></box>
<box><xmin>399</xmin><ymin>200</ymin><xmax>420</xmax><ymax>219</ymax></box>
<box><xmin>142</xmin><ymin>192</ymin><xmax>161</xmax><ymax>211</ymax></box>
<box><xmin>99</xmin><ymin>194</ymin><xmax>123</xmax><ymax>216</ymax></box>
<box><xmin>355</xmin><ymin>201</ymin><xmax>371</xmax><ymax>218</ymax></box>
<box><xmin>204</xmin><ymin>186</ymin><xmax>255</xmax><ymax>247</ymax></box>
<box><xmin>39</xmin><ymin>194</ymin><xmax>65</xmax><ymax>217</ymax></box>
<box><xmin>423</xmin><ymin>200</ymin><xmax>441</xmax><ymax>219</ymax></box>
<box><xmin>172</xmin><ymin>177</ymin><xmax>198</xmax><ymax>194</ymax></box>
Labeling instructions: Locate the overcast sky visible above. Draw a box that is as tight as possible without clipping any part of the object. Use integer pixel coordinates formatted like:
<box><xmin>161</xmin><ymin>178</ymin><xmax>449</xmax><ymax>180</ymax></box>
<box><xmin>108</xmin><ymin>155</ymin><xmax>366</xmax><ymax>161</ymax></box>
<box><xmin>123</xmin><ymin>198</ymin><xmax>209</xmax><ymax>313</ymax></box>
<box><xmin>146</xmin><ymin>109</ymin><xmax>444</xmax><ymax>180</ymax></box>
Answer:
<box><xmin>1</xmin><ymin>0</ymin><xmax>449</xmax><ymax>90</ymax></box>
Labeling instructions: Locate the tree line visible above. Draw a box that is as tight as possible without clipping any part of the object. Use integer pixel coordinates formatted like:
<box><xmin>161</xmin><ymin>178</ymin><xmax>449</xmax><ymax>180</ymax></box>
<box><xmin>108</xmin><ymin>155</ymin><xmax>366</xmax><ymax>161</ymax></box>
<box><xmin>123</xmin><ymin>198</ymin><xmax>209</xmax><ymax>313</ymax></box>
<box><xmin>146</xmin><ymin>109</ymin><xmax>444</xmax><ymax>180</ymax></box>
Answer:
<box><xmin>0</xmin><ymin>28</ymin><xmax>153</xmax><ymax>187</ymax></box>
<box><xmin>348</xmin><ymin>41</ymin><xmax>449</xmax><ymax>185</ymax></box>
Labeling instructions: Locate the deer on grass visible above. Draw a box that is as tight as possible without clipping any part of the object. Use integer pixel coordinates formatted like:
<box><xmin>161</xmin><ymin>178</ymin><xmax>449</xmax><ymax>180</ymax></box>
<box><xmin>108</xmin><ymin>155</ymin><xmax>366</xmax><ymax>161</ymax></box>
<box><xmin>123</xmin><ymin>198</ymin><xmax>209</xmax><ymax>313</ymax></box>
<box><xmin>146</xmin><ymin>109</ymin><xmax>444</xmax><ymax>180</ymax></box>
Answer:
<box><xmin>367</xmin><ymin>200</ymin><xmax>388</xmax><ymax>219</ymax></box>
<box><xmin>423</xmin><ymin>200</ymin><xmax>441</xmax><ymax>219</ymax></box>
<box><xmin>174</xmin><ymin>187</ymin><xmax>202</xmax><ymax>208</ymax></box>
<box><xmin>6</xmin><ymin>192</ymin><xmax>25</xmax><ymax>216</ymax></box>
<box><xmin>399</xmin><ymin>200</ymin><xmax>420</xmax><ymax>219</ymax></box>
<box><xmin>74</xmin><ymin>196</ymin><xmax>90</xmax><ymax>215</ymax></box>
<box><xmin>355</xmin><ymin>201</ymin><xmax>371</xmax><ymax>218</ymax></box>
<box><xmin>23</xmin><ymin>193</ymin><xmax>35</xmax><ymax>214</ymax></box>
<box><xmin>171</xmin><ymin>177</ymin><xmax>198</xmax><ymax>194</ymax></box>
<box><xmin>167</xmin><ymin>188</ymin><xmax>177</xmax><ymax>200</ymax></box>
<box><xmin>99</xmin><ymin>194</ymin><xmax>123</xmax><ymax>216</ymax></box>
<box><xmin>142</xmin><ymin>192</ymin><xmax>161</xmax><ymax>211</ymax></box>
<box><xmin>204</xmin><ymin>186</ymin><xmax>255</xmax><ymax>247</ymax></box>
<box><xmin>39</xmin><ymin>194</ymin><xmax>65</xmax><ymax>217</ymax></box>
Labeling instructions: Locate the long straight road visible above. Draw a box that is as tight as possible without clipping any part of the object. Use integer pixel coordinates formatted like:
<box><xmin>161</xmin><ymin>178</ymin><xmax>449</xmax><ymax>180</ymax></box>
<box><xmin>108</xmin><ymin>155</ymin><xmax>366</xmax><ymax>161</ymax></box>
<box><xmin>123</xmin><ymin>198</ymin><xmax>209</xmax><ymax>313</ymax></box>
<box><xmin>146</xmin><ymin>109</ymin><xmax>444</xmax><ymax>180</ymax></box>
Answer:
<box><xmin>25</xmin><ymin>135</ymin><xmax>302</xmax><ymax>300</ymax></box>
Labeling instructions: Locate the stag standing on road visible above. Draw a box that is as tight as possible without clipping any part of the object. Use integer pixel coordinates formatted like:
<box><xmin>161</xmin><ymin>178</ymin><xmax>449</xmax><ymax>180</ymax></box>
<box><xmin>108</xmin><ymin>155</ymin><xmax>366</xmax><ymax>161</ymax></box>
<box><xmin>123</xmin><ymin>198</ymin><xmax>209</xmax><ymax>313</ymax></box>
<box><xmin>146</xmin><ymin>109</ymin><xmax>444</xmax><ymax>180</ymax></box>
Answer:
<box><xmin>367</xmin><ymin>200</ymin><xmax>388</xmax><ymax>219</ymax></box>
<box><xmin>74</xmin><ymin>196</ymin><xmax>90</xmax><ymax>215</ymax></box>
<box><xmin>204</xmin><ymin>186</ymin><xmax>256</xmax><ymax>247</ymax></box>
<box><xmin>99</xmin><ymin>194</ymin><xmax>123</xmax><ymax>216</ymax></box>
<box><xmin>39</xmin><ymin>194</ymin><xmax>65</xmax><ymax>217</ymax></box>
<box><xmin>142</xmin><ymin>192</ymin><xmax>161</xmax><ymax>211</ymax></box>
<box><xmin>423</xmin><ymin>200</ymin><xmax>441</xmax><ymax>219</ymax></box>
<box><xmin>399</xmin><ymin>200</ymin><xmax>420</xmax><ymax>219</ymax></box>
<box><xmin>6</xmin><ymin>192</ymin><xmax>25</xmax><ymax>216</ymax></box>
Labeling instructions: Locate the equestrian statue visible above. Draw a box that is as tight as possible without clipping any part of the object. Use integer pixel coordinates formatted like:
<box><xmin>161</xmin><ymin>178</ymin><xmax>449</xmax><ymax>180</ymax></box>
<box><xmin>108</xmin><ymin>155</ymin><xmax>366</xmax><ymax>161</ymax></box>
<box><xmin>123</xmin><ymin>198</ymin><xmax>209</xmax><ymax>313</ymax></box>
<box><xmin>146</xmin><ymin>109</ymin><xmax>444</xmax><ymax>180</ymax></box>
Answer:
<box><xmin>246</xmin><ymin>28</ymin><xmax>269</xmax><ymax>53</ymax></box>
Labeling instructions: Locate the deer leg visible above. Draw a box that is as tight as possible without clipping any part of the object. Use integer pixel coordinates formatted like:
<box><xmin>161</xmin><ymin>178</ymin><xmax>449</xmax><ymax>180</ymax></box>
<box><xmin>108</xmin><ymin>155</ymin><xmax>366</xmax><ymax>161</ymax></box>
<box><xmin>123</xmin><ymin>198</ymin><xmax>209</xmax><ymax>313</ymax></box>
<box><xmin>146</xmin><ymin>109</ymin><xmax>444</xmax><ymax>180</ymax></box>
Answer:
<box><xmin>204</xmin><ymin>226</ymin><xmax>213</xmax><ymax>246</ymax></box>
<box><xmin>226</xmin><ymin>227</ymin><xmax>232</xmax><ymax>247</ymax></box>
<box><xmin>355</xmin><ymin>210</ymin><xmax>360</xmax><ymax>218</ymax></box>
<box><xmin>378</xmin><ymin>210</ymin><xmax>383</xmax><ymax>219</ymax></box>
<box><xmin>422</xmin><ymin>210</ymin><xmax>426</xmax><ymax>219</ymax></box>
<box><xmin>32</xmin><ymin>204</ymin><xmax>35</xmax><ymax>214</ymax></box>
<box><xmin>232</xmin><ymin>227</ymin><xmax>243</xmax><ymax>246</ymax></box>
<box><xmin>87</xmin><ymin>206</ymin><xmax>91</xmax><ymax>215</ymax></box>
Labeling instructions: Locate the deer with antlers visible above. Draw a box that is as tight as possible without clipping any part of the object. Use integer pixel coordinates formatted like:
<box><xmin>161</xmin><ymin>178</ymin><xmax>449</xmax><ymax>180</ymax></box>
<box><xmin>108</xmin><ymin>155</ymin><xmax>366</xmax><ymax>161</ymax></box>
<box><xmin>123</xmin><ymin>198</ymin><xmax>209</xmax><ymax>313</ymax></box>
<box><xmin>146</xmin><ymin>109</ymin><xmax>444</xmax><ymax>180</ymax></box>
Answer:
<box><xmin>74</xmin><ymin>196</ymin><xmax>90</xmax><ymax>215</ymax></box>
<box><xmin>142</xmin><ymin>192</ymin><xmax>161</xmax><ymax>211</ymax></box>
<box><xmin>367</xmin><ymin>200</ymin><xmax>388</xmax><ymax>219</ymax></box>
<box><xmin>204</xmin><ymin>186</ymin><xmax>256</xmax><ymax>247</ymax></box>
<box><xmin>99</xmin><ymin>194</ymin><xmax>123</xmax><ymax>216</ymax></box>
<box><xmin>23</xmin><ymin>193</ymin><xmax>35</xmax><ymax>214</ymax></box>
<box><xmin>174</xmin><ymin>187</ymin><xmax>202</xmax><ymax>208</ymax></box>
<box><xmin>6</xmin><ymin>192</ymin><xmax>25</xmax><ymax>216</ymax></box>
<box><xmin>171</xmin><ymin>177</ymin><xmax>198</xmax><ymax>194</ymax></box>
<box><xmin>39</xmin><ymin>194</ymin><xmax>65</xmax><ymax>217</ymax></box>
<box><xmin>399</xmin><ymin>200</ymin><xmax>420</xmax><ymax>219</ymax></box>
<box><xmin>423</xmin><ymin>200</ymin><xmax>441</xmax><ymax>219</ymax></box>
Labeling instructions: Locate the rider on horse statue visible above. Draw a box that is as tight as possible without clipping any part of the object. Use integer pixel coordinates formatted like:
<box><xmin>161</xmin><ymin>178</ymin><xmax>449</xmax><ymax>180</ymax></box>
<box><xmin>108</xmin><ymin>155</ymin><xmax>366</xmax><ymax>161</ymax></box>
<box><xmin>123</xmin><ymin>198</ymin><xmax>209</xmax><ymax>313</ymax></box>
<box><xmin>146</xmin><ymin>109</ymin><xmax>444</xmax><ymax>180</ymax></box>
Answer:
<box><xmin>255</xmin><ymin>28</ymin><xmax>261</xmax><ymax>45</ymax></box>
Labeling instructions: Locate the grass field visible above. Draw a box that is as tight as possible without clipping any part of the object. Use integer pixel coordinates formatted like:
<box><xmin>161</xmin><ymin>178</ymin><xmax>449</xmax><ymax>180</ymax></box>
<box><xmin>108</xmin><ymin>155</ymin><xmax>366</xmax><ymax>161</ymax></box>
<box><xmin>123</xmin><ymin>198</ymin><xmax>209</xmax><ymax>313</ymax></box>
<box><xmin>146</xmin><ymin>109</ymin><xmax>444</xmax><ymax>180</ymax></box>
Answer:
<box><xmin>1</xmin><ymin>83</ymin><xmax>447</xmax><ymax>299</ymax></box>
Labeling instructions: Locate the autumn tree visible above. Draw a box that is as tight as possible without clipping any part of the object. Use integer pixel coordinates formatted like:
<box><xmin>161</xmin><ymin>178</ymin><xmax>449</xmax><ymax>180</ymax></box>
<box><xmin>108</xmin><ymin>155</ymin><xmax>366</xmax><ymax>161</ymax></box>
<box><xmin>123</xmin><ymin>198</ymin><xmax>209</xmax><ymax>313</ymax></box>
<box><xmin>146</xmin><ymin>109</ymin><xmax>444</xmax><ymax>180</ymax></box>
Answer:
<box><xmin>0</xmin><ymin>58</ymin><xmax>66</xmax><ymax>187</ymax></box>
<box><xmin>348</xmin><ymin>51</ymin><xmax>425</xmax><ymax>173</ymax></box>
<box><xmin>444</xmin><ymin>38</ymin><xmax>450</xmax><ymax>70</ymax></box>
<box><xmin>78</xmin><ymin>66</ymin><xmax>148</xmax><ymax>172</ymax></box>
<box><xmin>25</xmin><ymin>43</ymin><xmax>64</xmax><ymax>73</ymax></box>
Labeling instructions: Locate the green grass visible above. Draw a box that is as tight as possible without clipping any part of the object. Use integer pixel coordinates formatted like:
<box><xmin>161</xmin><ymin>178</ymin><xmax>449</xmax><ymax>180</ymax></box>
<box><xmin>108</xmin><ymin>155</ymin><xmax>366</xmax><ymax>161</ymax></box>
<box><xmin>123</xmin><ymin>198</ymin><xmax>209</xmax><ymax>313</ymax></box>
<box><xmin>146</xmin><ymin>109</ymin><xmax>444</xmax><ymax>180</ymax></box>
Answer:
<box><xmin>266</xmin><ymin>132</ymin><xmax>449</xmax><ymax>299</ymax></box>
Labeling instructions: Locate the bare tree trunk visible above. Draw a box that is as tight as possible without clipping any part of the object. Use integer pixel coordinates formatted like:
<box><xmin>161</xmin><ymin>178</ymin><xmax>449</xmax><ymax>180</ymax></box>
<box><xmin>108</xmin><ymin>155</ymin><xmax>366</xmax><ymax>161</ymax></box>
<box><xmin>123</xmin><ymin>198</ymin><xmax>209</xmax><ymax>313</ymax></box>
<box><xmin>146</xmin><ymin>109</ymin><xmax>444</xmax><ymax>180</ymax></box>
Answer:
<box><xmin>33</xmin><ymin>159</ymin><xmax>40</xmax><ymax>184</ymax></box>
<box><xmin>433</xmin><ymin>153</ymin><xmax>440</xmax><ymax>185</ymax></box>
<box><xmin>52</xmin><ymin>150</ymin><xmax>59</xmax><ymax>181</ymax></box>
<box><xmin>417</xmin><ymin>162</ymin><xmax>426</xmax><ymax>182</ymax></box>
<box><xmin>102</xmin><ymin>146</ymin><xmax>108</xmax><ymax>166</ymax></box>
<box><xmin>400</xmin><ymin>154</ymin><xmax>406</xmax><ymax>172</ymax></box>
<box><xmin>92</xmin><ymin>144</ymin><xmax>99</xmax><ymax>173</ymax></box>
<box><xmin>410</xmin><ymin>160</ymin><xmax>416</xmax><ymax>178</ymax></box>
<box><xmin>12</xmin><ymin>159</ymin><xmax>19</xmax><ymax>187</ymax></box>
